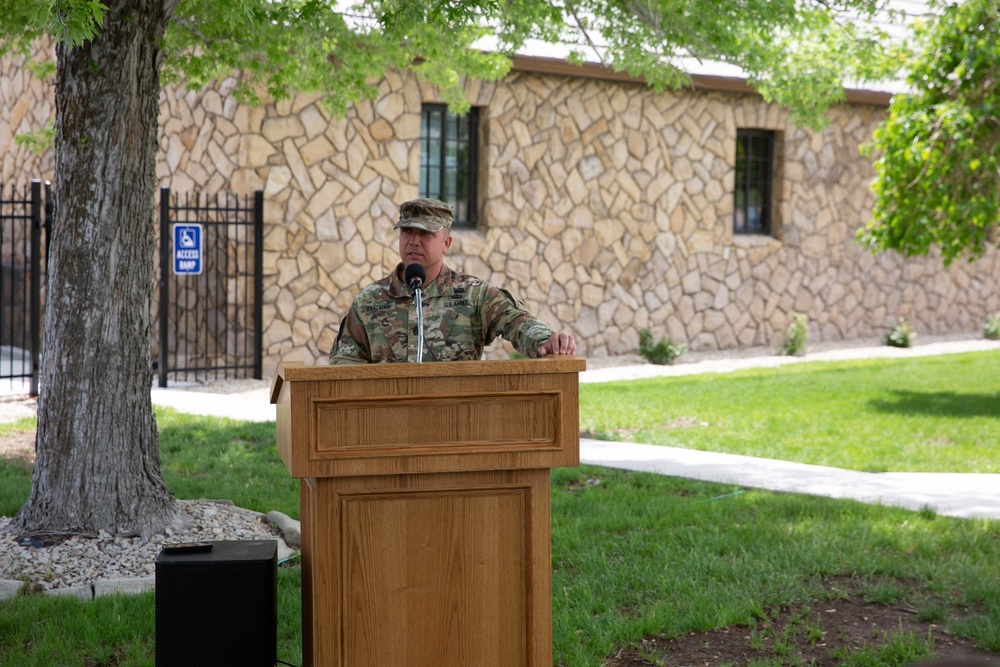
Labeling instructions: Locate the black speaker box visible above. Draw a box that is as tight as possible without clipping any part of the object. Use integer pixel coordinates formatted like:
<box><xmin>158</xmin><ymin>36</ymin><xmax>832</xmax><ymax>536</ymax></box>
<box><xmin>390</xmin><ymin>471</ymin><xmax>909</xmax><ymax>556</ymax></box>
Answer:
<box><xmin>155</xmin><ymin>540</ymin><xmax>277</xmax><ymax>667</ymax></box>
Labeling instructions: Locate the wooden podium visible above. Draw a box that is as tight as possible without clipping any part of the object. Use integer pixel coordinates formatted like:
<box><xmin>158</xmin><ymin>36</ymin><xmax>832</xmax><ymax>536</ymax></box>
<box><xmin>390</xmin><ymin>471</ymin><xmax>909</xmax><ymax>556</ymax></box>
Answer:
<box><xmin>270</xmin><ymin>357</ymin><xmax>585</xmax><ymax>667</ymax></box>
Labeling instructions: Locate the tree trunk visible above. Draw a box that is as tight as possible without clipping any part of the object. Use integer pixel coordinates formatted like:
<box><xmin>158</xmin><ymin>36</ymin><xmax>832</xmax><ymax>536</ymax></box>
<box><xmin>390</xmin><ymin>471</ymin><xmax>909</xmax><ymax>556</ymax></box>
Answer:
<box><xmin>11</xmin><ymin>0</ymin><xmax>179</xmax><ymax>536</ymax></box>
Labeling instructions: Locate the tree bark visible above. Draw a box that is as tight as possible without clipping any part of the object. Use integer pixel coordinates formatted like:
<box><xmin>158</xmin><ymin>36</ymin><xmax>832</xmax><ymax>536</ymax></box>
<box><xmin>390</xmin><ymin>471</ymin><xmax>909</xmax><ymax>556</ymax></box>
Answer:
<box><xmin>11</xmin><ymin>0</ymin><xmax>179</xmax><ymax>536</ymax></box>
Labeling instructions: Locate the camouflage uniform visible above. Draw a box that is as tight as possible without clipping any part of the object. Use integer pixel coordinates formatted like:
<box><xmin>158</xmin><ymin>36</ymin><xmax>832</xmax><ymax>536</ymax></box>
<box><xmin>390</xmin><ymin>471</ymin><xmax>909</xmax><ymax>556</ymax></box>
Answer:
<box><xmin>329</xmin><ymin>263</ymin><xmax>553</xmax><ymax>364</ymax></box>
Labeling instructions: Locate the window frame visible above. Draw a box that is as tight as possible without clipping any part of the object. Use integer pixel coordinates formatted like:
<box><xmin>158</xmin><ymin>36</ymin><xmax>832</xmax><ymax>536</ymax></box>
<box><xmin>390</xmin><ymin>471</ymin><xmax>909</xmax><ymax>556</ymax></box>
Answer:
<box><xmin>733</xmin><ymin>129</ymin><xmax>775</xmax><ymax>236</ymax></box>
<box><xmin>419</xmin><ymin>104</ymin><xmax>479</xmax><ymax>230</ymax></box>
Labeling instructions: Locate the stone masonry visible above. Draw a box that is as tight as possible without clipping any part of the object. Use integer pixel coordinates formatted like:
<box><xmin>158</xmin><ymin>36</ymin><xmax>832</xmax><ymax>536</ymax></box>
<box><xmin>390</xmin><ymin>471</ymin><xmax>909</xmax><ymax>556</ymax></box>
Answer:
<box><xmin>4</xmin><ymin>45</ymin><xmax>1000</xmax><ymax>378</ymax></box>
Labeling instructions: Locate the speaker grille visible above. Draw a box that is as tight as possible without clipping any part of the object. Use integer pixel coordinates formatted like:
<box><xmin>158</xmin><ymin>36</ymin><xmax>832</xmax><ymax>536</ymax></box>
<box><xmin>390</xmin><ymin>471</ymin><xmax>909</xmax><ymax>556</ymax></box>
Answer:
<box><xmin>155</xmin><ymin>540</ymin><xmax>277</xmax><ymax>667</ymax></box>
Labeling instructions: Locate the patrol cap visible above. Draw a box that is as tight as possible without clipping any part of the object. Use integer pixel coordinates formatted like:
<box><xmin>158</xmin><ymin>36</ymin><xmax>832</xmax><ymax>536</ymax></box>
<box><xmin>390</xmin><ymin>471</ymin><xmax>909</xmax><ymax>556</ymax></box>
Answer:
<box><xmin>393</xmin><ymin>198</ymin><xmax>454</xmax><ymax>232</ymax></box>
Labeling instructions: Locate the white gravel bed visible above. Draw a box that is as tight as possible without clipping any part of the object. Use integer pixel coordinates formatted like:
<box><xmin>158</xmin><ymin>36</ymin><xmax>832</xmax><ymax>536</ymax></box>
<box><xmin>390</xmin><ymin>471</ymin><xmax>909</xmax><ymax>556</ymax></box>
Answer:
<box><xmin>0</xmin><ymin>499</ymin><xmax>284</xmax><ymax>593</ymax></box>
<box><xmin>0</xmin><ymin>394</ymin><xmax>37</xmax><ymax>424</ymax></box>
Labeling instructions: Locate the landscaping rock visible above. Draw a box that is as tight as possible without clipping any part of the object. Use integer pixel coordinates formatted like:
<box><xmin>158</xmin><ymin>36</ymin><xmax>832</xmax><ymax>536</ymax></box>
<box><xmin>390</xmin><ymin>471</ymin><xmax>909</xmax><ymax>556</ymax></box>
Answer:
<box><xmin>46</xmin><ymin>584</ymin><xmax>93</xmax><ymax>600</ymax></box>
<box><xmin>276</xmin><ymin>536</ymin><xmax>297</xmax><ymax>563</ymax></box>
<box><xmin>94</xmin><ymin>576</ymin><xmax>155</xmax><ymax>597</ymax></box>
<box><xmin>0</xmin><ymin>500</ymin><xmax>283</xmax><ymax>595</ymax></box>
<box><xmin>0</xmin><ymin>578</ymin><xmax>22</xmax><ymax>601</ymax></box>
<box><xmin>266</xmin><ymin>510</ymin><xmax>301</xmax><ymax>548</ymax></box>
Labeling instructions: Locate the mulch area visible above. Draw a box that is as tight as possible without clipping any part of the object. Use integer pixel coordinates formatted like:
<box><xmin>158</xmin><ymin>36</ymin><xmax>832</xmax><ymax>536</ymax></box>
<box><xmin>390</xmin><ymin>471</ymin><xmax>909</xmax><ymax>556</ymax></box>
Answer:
<box><xmin>0</xmin><ymin>427</ymin><xmax>34</xmax><ymax>465</ymax></box>
<box><xmin>606</xmin><ymin>578</ymin><xmax>998</xmax><ymax>667</ymax></box>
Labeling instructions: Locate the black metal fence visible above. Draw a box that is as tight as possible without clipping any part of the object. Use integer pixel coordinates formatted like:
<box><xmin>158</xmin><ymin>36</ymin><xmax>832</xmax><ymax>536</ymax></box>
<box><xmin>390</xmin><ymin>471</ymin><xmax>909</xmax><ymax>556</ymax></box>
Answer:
<box><xmin>0</xmin><ymin>182</ymin><xmax>262</xmax><ymax>395</ymax></box>
<box><xmin>0</xmin><ymin>180</ymin><xmax>47</xmax><ymax>396</ymax></box>
<box><xmin>157</xmin><ymin>187</ymin><xmax>263</xmax><ymax>387</ymax></box>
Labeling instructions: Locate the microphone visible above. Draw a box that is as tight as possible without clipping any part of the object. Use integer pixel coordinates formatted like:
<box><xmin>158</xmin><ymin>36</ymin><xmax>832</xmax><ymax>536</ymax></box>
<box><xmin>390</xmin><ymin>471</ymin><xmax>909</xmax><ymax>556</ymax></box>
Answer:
<box><xmin>404</xmin><ymin>264</ymin><xmax>426</xmax><ymax>363</ymax></box>
<box><xmin>404</xmin><ymin>263</ymin><xmax>426</xmax><ymax>289</ymax></box>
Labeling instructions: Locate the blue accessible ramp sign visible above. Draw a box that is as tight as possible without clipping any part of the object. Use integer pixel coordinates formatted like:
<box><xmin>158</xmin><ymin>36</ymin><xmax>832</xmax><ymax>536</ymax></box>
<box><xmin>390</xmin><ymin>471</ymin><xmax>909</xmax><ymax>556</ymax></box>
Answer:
<box><xmin>173</xmin><ymin>223</ymin><xmax>203</xmax><ymax>275</ymax></box>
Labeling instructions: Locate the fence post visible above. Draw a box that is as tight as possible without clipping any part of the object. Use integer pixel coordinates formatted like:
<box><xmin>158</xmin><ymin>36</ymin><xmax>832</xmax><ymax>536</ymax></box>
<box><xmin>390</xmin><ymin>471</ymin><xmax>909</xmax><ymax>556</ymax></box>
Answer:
<box><xmin>159</xmin><ymin>187</ymin><xmax>170</xmax><ymax>388</ymax></box>
<box><xmin>253</xmin><ymin>190</ymin><xmax>263</xmax><ymax>380</ymax></box>
<box><xmin>43</xmin><ymin>181</ymin><xmax>53</xmax><ymax>264</ymax></box>
<box><xmin>29</xmin><ymin>180</ymin><xmax>42</xmax><ymax>397</ymax></box>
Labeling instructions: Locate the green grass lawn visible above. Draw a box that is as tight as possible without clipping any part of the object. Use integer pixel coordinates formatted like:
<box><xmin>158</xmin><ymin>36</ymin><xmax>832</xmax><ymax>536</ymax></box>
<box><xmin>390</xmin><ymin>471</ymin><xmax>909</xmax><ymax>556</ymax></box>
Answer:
<box><xmin>580</xmin><ymin>350</ymin><xmax>1000</xmax><ymax>473</ymax></box>
<box><xmin>2</xmin><ymin>352</ymin><xmax>999</xmax><ymax>666</ymax></box>
<box><xmin>3</xmin><ymin>464</ymin><xmax>998</xmax><ymax>667</ymax></box>
<box><xmin>0</xmin><ymin>410</ymin><xmax>299</xmax><ymax>521</ymax></box>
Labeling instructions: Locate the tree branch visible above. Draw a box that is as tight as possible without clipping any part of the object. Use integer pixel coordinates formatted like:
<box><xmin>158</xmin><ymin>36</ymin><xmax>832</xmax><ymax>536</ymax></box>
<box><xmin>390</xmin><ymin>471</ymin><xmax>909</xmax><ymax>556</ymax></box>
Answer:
<box><xmin>564</xmin><ymin>0</ymin><xmax>607</xmax><ymax>65</ymax></box>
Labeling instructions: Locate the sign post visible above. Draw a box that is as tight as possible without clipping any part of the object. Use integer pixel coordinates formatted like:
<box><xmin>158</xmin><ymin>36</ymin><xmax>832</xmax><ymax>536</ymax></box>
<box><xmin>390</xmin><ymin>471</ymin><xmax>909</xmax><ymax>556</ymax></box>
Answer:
<box><xmin>173</xmin><ymin>223</ymin><xmax>203</xmax><ymax>275</ymax></box>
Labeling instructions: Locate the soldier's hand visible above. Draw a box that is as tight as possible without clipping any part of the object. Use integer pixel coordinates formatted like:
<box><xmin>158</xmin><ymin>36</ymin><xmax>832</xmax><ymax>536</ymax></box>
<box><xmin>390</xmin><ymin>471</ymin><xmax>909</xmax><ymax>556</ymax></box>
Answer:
<box><xmin>538</xmin><ymin>333</ymin><xmax>576</xmax><ymax>357</ymax></box>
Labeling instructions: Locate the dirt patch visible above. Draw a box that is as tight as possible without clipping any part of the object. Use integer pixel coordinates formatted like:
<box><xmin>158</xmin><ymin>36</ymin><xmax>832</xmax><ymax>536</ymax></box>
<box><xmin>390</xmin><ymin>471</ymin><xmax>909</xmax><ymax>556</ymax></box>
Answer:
<box><xmin>606</xmin><ymin>583</ymin><xmax>998</xmax><ymax>667</ymax></box>
<box><xmin>581</xmin><ymin>417</ymin><xmax>709</xmax><ymax>442</ymax></box>
<box><xmin>567</xmin><ymin>477</ymin><xmax>604</xmax><ymax>491</ymax></box>
<box><xmin>660</xmin><ymin>417</ymin><xmax>709</xmax><ymax>430</ymax></box>
<box><xmin>0</xmin><ymin>427</ymin><xmax>35</xmax><ymax>465</ymax></box>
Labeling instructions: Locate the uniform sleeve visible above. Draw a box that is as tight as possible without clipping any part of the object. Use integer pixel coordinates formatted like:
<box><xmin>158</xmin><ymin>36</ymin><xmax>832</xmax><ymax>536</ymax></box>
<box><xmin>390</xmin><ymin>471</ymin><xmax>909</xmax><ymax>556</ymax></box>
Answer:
<box><xmin>481</xmin><ymin>286</ymin><xmax>552</xmax><ymax>358</ymax></box>
<box><xmin>328</xmin><ymin>304</ymin><xmax>372</xmax><ymax>364</ymax></box>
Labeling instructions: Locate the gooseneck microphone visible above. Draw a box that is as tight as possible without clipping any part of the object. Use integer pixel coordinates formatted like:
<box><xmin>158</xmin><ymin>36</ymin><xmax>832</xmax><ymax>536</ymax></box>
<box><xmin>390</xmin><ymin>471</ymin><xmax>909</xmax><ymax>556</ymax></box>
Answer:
<box><xmin>404</xmin><ymin>264</ymin><xmax>426</xmax><ymax>363</ymax></box>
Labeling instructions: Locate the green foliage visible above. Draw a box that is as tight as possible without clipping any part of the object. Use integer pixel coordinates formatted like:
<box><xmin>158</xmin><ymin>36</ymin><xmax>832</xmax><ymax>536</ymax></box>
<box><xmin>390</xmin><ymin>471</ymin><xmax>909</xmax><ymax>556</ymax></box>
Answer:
<box><xmin>883</xmin><ymin>318</ymin><xmax>917</xmax><ymax>348</ymax></box>
<box><xmin>985</xmin><ymin>312</ymin><xmax>1000</xmax><ymax>340</ymax></box>
<box><xmin>777</xmin><ymin>313</ymin><xmax>809</xmax><ymax>356</ymax></box>
<box><xmin>159</xmin><ymin>0</ymin><xmax>511</xmax><ymax>115</ymax></box>
<box><xmin>14</xmin><ymin>127</ymin><xmax>55</xmax><ymax>156</ymax></box>
<box><xmin>548</xmin><ymin>0</ymin><xmax>904</xmax><ymax>128</ymax></box>
<box><xmin>638</xmin><ymin>328</ymin><xmax>686</xmax><ymax>365</ymax></box>
<box><xmin>23</xmin><ymin>59</ymin><xmax>55</xmax><ymax>79</ymax></box>
<box><xmin>0</xmin><ymin>0</ymin><xmax>109</xmax><ymax>56</ymax></box>
<box><xmin>1</xmin><ymin>0</ymin><xmax>906</xmax><ymax>125</ymax></box>
<box><xmin>860</xmin><ymin>0</ymin><xmax>1000</xmax><ymax>265</ymax></box>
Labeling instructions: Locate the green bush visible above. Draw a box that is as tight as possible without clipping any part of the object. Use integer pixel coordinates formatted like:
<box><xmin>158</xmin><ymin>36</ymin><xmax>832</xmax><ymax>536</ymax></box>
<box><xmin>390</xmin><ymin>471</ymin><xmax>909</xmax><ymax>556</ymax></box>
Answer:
<box><xmin>985</xmin><ymin>313</ymin><xmax>1000</xmax><ymax>340</ymax></box>
<box><xmin>777</xmin><ymin>313</ymin><xmax>809</xmax><ymax>356</ymax></box>
<box><xmin>883</xmin><ymin>318</ymin><xmax>917</xmax><ymax>348</ymax></box>
<box><xmin>638</xmin><ymin>329</ymin><xmax>686</xmax><ymax>365</ymax></box>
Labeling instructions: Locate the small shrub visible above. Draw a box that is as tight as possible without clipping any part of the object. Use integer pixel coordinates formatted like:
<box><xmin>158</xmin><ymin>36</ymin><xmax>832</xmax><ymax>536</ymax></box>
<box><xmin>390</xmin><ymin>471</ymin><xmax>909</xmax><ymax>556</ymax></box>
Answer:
<box><xmin>638</xmin><ymin>329</ymin><xmax>686</xmax><ymax>365</ymax></box>
<box><xmin>984</xmin><ymin>313</ymin><xmax>1000</xmax><ymax>340</ymax></box>
<box><xmin>777</xmin><ymin>313</ymin><xmax>809</xmax><ymax>357</ymax></box>
<box><xmin>883</xmin><ymin>318</ymin><xmax>917</xmax><ymax>348</ymax></box>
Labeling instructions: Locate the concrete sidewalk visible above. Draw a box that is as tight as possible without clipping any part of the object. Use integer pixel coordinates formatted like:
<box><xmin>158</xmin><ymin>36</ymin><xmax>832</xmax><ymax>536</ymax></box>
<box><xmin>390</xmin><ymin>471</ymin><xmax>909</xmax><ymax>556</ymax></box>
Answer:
<box><xmin>147</xmin><ymin>338</ymin><xmax>1000</xmax><ymax>521</ymax></box>
<box><xmin>150</xmin><ymin>384</ymin><xmax>276</xmax><ymax>423</ymax></box>
<box><xmin>580</xmin><ymin>439</ymin><xmax>1000</xmax><ymax>520</ymax></box>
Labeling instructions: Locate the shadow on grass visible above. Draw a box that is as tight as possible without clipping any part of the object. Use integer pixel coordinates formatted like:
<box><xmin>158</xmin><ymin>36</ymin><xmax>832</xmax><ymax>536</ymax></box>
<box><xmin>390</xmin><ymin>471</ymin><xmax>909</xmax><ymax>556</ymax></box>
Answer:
<box><xmin>868</xmin><ymin>390</ymin><xmax>1000</xmax><ymax>418</ymax></box>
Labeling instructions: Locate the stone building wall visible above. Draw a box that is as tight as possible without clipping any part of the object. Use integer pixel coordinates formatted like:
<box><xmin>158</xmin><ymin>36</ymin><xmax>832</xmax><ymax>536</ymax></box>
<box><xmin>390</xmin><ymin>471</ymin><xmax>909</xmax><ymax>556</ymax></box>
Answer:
<box><xmin>0</xmin><ymin>46</ymin><xmax>55</xmax><ymax>185</ymax></box>
<box><xmin>5</xmin><ymin>51</ymin><xmax>1000</xmax><ymax>378</ymax></box>
<box><xmin>1</xmin><ymin>46</ymin><xmax>54</xmax><ymax>353</ymax></box>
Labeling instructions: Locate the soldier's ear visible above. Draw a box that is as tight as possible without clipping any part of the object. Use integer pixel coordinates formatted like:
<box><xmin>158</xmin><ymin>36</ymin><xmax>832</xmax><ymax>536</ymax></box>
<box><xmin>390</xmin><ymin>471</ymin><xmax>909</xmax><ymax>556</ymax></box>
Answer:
<box><xmin>443</xmin><ymin>234</ymin><xmax>453</xmax><ymax>252</ymax></box>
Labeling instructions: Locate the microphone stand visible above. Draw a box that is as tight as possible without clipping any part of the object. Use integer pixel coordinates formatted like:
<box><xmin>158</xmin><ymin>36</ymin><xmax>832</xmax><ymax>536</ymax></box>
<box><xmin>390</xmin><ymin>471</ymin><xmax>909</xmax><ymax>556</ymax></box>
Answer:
<box><xmin>404</xmin><ymin>263</ymin><xmax>427</xmax><ymax>363</ymax></box>
<box><xmin>413</xmin><ymin>282</ymin><xmax>424</xmax><ymax>363</ymax></box>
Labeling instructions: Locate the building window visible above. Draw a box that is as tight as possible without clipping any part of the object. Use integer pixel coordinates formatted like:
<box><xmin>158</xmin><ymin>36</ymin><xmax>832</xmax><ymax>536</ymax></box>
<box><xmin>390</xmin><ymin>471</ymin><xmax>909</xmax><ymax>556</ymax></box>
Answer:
<box><xmin>734</xmin><ymin>130</ymin><xmax>774</xmax><ymax>235</ymax></box>
<box><xmin>419</xmin><ymin>105</ymin><xmax>479</xmax><ymax>229</ymax></box>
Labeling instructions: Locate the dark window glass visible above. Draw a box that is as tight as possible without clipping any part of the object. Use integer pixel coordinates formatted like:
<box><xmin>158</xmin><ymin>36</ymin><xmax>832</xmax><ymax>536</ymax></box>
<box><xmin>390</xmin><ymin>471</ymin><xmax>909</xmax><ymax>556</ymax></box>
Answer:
<box><xmin>734</xmin><ymin>130</ymin><xmax>774</xmax><ymax>235</ymax></box>
<box><xmin>419</xmin><ymin>105</ymin><xmax>478</xmax><ymax>229</ymax></box>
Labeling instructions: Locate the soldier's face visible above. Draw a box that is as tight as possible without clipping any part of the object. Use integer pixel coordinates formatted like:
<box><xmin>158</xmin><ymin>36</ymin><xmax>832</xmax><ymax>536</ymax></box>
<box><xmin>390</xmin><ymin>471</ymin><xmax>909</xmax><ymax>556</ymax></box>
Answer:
<box><xmin>399</xmin><ymin>227</ymin><xmax>452</xmax><ymax>280</ymax></box>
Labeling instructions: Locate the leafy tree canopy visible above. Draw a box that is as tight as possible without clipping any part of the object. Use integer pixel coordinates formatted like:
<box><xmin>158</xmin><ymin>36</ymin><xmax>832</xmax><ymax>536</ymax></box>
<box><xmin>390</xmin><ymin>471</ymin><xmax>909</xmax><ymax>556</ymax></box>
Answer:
<box><xmin>2</xmin><ymin>0</ymin><xmax>904</xmax><ymax>126</ymax></box>
<box><xmin>859</xmin><ymin>0</ymin><xmax>1000</xmax><ymax>265</ymax></box>
<box><xmin>0</xmin><ymin>0</ymin><xmax>911</xmax><ymax>536</ymax></box>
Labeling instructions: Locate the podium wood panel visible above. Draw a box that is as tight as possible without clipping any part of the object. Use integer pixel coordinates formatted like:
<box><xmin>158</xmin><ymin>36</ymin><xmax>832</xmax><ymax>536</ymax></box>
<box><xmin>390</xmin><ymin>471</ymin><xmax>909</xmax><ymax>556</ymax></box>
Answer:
<box><xmin>274</xmin><ymin>358</ymin><xmax>582</xmax><ymax>667</ymax></box>
<box><xmin>273</xmin><ymin>358</ymin><xmax>583</xmax><ymax>479</ymax></box>
<box><xmin>301</xmin><ymin>469</ymin><xmax>551</xmax><ymax>667</ymax></box>
<box><xmin>312</xmin><ymin>391</ymin><xmax>557</xmax><ymax>454</ymax></box>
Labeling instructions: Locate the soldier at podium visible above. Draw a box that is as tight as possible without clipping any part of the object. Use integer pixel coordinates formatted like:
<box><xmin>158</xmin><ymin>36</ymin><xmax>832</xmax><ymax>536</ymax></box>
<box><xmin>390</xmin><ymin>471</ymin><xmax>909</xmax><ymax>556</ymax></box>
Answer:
<box><xmin>329</xmin><ymin>198</ymin><xmax>576</xmax><ymax>364</ymax></box>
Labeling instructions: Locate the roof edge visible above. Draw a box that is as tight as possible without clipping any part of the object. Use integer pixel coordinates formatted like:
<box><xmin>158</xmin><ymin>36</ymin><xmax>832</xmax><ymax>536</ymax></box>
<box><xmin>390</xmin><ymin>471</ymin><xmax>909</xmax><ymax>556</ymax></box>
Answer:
<box><xmin>509</xmin><ymin>54</ymin><xmax>893</xmax><ymax>107</ymax></box>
